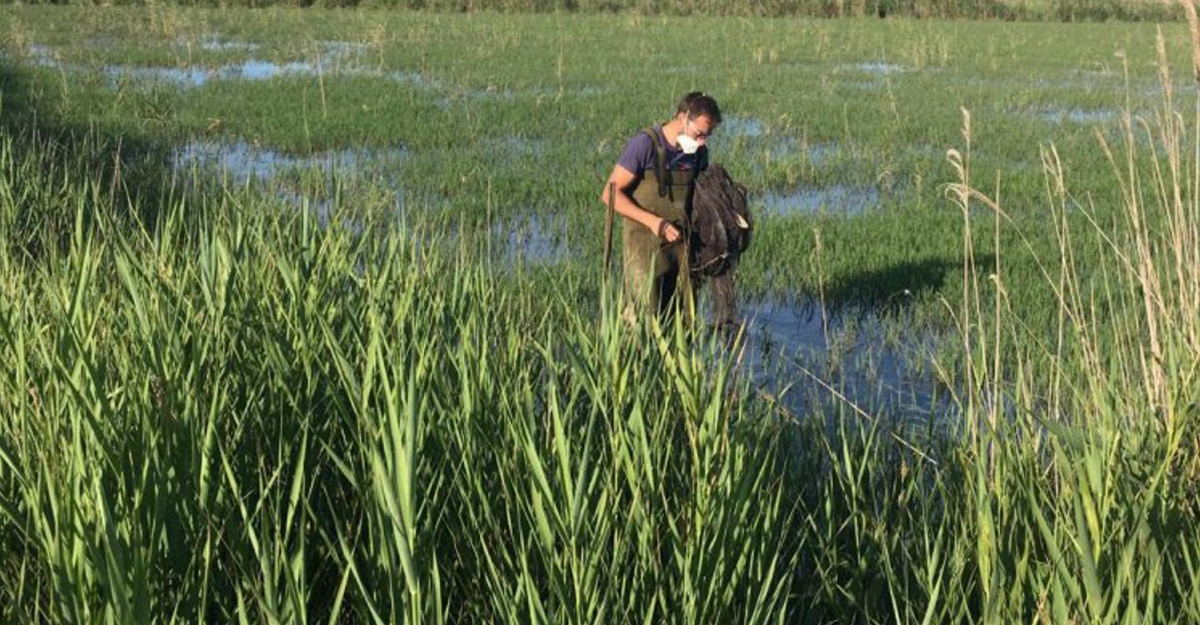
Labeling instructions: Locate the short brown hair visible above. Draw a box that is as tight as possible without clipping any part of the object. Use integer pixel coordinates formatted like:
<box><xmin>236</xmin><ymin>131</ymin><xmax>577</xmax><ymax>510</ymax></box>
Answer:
<box><xmin>676</xmin><ymin>91</ymin><xmax>722</xmax><ymax>124</ymax></box>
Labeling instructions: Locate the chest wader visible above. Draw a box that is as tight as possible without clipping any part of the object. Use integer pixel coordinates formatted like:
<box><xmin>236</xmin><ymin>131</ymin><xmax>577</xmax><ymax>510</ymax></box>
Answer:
<box><xmin>622</xmin><ymin>128</ymin><xmax>699</xmax><ymax>323</ymax></box>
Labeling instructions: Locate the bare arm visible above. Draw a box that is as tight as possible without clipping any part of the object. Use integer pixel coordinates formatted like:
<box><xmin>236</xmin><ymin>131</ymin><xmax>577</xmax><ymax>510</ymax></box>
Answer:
<box><xmin>601</xmin><ymin>165</ymin><xmax>681</xmax><ymax>243</ymax></box>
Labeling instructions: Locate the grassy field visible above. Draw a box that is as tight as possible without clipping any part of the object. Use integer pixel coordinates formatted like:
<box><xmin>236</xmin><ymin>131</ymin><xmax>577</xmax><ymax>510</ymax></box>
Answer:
<box><xmin>3</xmin><ymin>9</ymin><xmax>1193</xmax><ymax>317</ymax></box>
<box><xmin>2</xmin><ymin>6</ymin><xmax>1200</xmax><ymax>623</ymax></box>
<box><xmin>0</xmin><ymin>0</ymin><xmax>1183</xmax><ymax>21</ymax></box>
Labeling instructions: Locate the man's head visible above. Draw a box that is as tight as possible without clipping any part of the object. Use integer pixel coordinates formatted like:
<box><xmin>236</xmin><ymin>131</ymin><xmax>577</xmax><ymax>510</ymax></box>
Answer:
<box><xmin>673</xmin><ymin>91</ymin><xmax>721</xmax><ymax>149</ymax></box>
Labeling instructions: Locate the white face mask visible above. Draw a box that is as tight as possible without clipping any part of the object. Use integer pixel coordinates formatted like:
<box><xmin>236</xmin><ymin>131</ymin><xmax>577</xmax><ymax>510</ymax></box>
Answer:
<box><xmin>676</xmin><ymin>133</ymin><xmax>701</xmax><ymax>155</ymax></box>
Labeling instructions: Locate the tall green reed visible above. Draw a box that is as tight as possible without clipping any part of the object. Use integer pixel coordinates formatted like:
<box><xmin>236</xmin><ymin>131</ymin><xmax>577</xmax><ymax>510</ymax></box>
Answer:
<box><xmin>0</xmin><ymin>119</ymin><xmax>798</xmax><ymax>623</ymax></box>
<box><xmin>731</xmin><ymin>21</ymin><xmax>1200</xmax><ymax>625</ymax></box>
<box><xmin>5</xmin><ymin>15</ymin><xmax>1200</xmax><ymax>623</ymax></box>
<box><xmin>881</xmin><ymin>23</ymin><xmax>1199</xmax><ymax>622</ymax></box>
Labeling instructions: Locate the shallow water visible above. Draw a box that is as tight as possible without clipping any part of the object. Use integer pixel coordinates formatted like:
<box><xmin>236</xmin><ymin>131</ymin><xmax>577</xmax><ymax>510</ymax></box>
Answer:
<box><xmin>103</xmin><ymin>65</ymin><xmax>219</xmax><ymax>88</ymax></box>
<box><xmin>236</xmin><ymin>59</ymin><xmax>320</xmax><ymax>80</ymax></box>
<box><xmin>192</xmin><ymin>35</ymin><xmax>262</xmax><ymax>53</ymax></box>
<box><xmin>757</xmin><ymin>184</ymin><xmax>881</xmax><ymax>217</ymax></box>
<box><xmin>100</xmin><ymin>59</ymin><xmax>332</xmax><ymax>88</ymax></box>
<box><xmin>491</xmin><ymin>136</ymin><xmax>549</xmax><ymax>160</ymax></box>
<box><xmin>906</xmin><ymin>143</ymin><xmax>943</xmax><ymax>159</ymax></box>
<box><xmin>388</xmin><ymin>69</ymin><xmax>440</xmax><ymax>89</ymax></box>
<box><xmin>433</xmin><ymin>83</ymin><xmax>603</xmax><ymax>110</ymax></box>
<box><xmin>17</xmin><ymin>41</ymin><xmax>602</xmax><ymax>109</ymax></box>
<box><xmin>732</xmin><ymin>296</ymin><xmax>951</xmax><ymax>422</ymax></box>
<box><xmin>493</xmin><ymin>214</ymin><xmax>570</xmax><ymax>265</ymax></box>
<box><xmin>1034</xmin><ymin>107</ymin><xmax>1117</xmax><ymax>124</ymax></box>
<box><xmin>723</xmin><ymin>116</ymin><xmax>766</xmax><ymax>138</ymax></box>
<box><xmin>742</xmin><ymin>138</ymin><xmax>840</xmax><ymax>173</ymax></box>
<box><xmin>24</xmin><ymin>44</ymin><xmax>57</xmax><ymax>67</ymax></box>
<box><xmin>760</xmin><ymin>135</ymin><xmax>799</xmax><ymax>160</ymax></box>
<box><xmin>806</xmin><ymin>142</ymin><xmax>840</xmax><ymax>166</ymax></box>
<box><xmin>25</xmin><ymin>40</ymin><xmax>365</xmax><ymax>89</ymax></box>
<box><xmin>174</xmin><ymin>140</ymin><xmax>407</xmax><ymax>183</ymax></box>
<box><xmin>851</xmin><ymin>61</ymin><xmax>909</xmax><ymax>75</ymax></box>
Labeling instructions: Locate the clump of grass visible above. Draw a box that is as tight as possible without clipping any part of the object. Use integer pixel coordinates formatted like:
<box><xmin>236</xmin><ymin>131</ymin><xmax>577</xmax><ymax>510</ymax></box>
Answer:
<box><xmin>0</xmin><ymin>119</ymin><xmax>798</xmax><ymax>622</ymax></box>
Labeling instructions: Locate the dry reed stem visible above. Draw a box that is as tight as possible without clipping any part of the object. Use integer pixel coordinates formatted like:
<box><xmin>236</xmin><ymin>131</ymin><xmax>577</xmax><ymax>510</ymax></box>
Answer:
<box><xmin>1177</xmin><ymin>0</ymin><xmax>1200</xmax><ymax>83</ymax></box>
<box><xmin>1170</xmin><ymin>1</ymin><xmax>1200</xmax><ymax>360</ymax></box>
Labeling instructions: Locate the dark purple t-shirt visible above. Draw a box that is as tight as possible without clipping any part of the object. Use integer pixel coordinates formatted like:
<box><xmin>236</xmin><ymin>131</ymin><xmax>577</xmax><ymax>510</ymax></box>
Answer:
<box><xmin>616</xmin><ymin>125</ymin><xmax>706</xmax><ymax>178</ymax></box>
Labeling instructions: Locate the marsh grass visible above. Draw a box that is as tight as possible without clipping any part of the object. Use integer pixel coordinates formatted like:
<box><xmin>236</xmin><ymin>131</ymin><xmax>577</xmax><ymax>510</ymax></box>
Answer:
<box><xmin>0</xmin><ymin>118</ymin><xmax>801</xmax><ymax>622</ymax></box>
<box><xmin>3</xmin><ymin>85</ymin><xmax>1200</xmax><ymax>621</ymax></box>
<box><xmin>3</xmin><ymin>7</ymin><xmax>1200</xmax><ymax>624</ymax></box>
<box><xmin>0</xmin><ymin>0</ymin><xmax>1183</xmax><ymax>21</ymax></box>
<box><xmin>4</xmin><ymin>10</ymin><xmax>1193</xmax><ymax>329</ymax></box>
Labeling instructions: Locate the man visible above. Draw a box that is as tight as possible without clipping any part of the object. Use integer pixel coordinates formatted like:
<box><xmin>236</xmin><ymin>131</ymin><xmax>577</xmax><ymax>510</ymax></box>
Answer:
<box><xmin>601</xmin><ymin>91</ymin><xmax>721</xmax><ymax>322</ymax></box>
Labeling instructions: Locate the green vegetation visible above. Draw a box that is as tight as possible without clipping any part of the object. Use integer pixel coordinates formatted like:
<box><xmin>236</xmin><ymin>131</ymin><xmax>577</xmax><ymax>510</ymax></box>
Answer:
<box><xmin>1</xmin><ymin>7</ymin><xmax>1199</xmax><ymax>623</ymax></box>
<box><xmin>3</xmin><ymin>8</ymin><xmax>1195</xmax><ymax>325</ymax></box>
<box><xmin>0</xmin><ymin>0</ymin><xmax>1184</xmax><ymax>22</ymax></box>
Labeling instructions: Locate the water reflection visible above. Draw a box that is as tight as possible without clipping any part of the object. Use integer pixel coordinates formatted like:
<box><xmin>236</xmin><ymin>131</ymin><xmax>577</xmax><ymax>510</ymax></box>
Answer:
<box><xmin>23</xmin><ymin>40</ymin><xmax>366</xmax><ymax>88</ymax></box>
<box><xmin>173</xmin><ymin>139</ymin><xmax>408</xmax><ymax>183</ymax></box>
<box><xmin>1034</xmin><ymin>107</ymin><xmax>1117</xmax><ymax>124</ymax></box>
<box><xmin>25</xmin><ymin>44</ymin><xmax>56</xmax><ymax>67</ymax></box>
<box><xmin>731</xmin><ymin>296</ymin><xmax>951</xmax><ymax>423</ymax></box>
<box><xmin>742</xmin><ymin>137</ymin><xmax>840</xmax><ymax>172</ymax></box>
<box><xmin>175</xmin><ymin>138</ymin><xmax>405</xmax><ymax>177</ymax></box>
<box><xmin>806</xmin><ymin>141</ymin><xmax>840</xmax><ymax>165</ymax></box>
<box><xmin>17</xmin><ymin>41</ymin><xmax>605</xmax><ymax>106</ymax></box>
<box><xmin>173</xmin><ymin>139</ymin><xmax>417</xmax><ymax>224</ymax></box>
<box><xmin>850</xmin><ymin>61</ymin><xmax>909</xmax><ymax>75</ymax></box>
<box><xmin>102</xmin><ymin>59</ymin><xmax>331</xmax><ymax>88</ymax></box>
<box><xmin>758</xmin><ymin>184</ymin><xmax>881</xmax><ymax>216</ymax></box>
<box><xmin>492</xmin><ymin>214</ymin><xmax>570</xmax><ymax>265</ymax></box>
<box><xmin>490</xmin><ymin>136</ymin><xmax>548</xmax><ymax>160</ymax></box>
<box><xmin>193</xmin><ymin>36</ymin><xmax>262</xmax><ymax>52</ymax></box>
<box><xmin>104</xmin><ymin>65</ymin><xmax>219</xmax><ymax>87</ymax></box>
<box><xmin>723</xmin><ymin>116</ymin><xmax>766</xmax><ymax>138</ymax></box>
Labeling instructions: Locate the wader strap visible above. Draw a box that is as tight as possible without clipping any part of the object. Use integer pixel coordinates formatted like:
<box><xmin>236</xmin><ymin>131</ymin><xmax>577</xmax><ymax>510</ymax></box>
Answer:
<box><xmin>681</xmin><ymin>151</ymin><xmax>701</xmax><ymax>254</ymax></box>
<box><xmin>643</xmin><ymin>127</ymin><xmax>670</xmax><ymax>201</ymax></box>
<box><xmin>684</xmin><ymin>147</ymin><xmax>705</xmax><ymax>220</ymax></box>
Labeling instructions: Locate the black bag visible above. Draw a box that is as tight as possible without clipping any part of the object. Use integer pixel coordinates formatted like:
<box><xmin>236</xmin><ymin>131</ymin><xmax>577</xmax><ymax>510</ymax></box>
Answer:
<box><xmin>688</xmin><ymin>164</ymin><xmax>752</xmax><ymax>278</ymax></box>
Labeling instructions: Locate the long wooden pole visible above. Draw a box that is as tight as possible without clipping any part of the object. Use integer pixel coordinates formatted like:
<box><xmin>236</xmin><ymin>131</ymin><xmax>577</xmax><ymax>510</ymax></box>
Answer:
<box><xmin>603</xmin><ymin>182</ymin><xmax>615</xmax><ymax>282</ymax></box>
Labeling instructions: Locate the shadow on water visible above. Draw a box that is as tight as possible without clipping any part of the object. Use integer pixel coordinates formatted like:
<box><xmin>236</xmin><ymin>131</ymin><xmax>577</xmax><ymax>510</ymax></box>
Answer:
<box><xmin>717</xmin><ymin>256</ymin><xmax>977</xmax><ymax>423</ymax></box>
<box><xmin>732</xmin><ymin>295</ymin><xmax>955</xmax><ymax>424</ymax></box>
<box><xmin>822</xmin><ymin>256</ymin><xmax>974</xmax><ymax>311</ymax></box>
